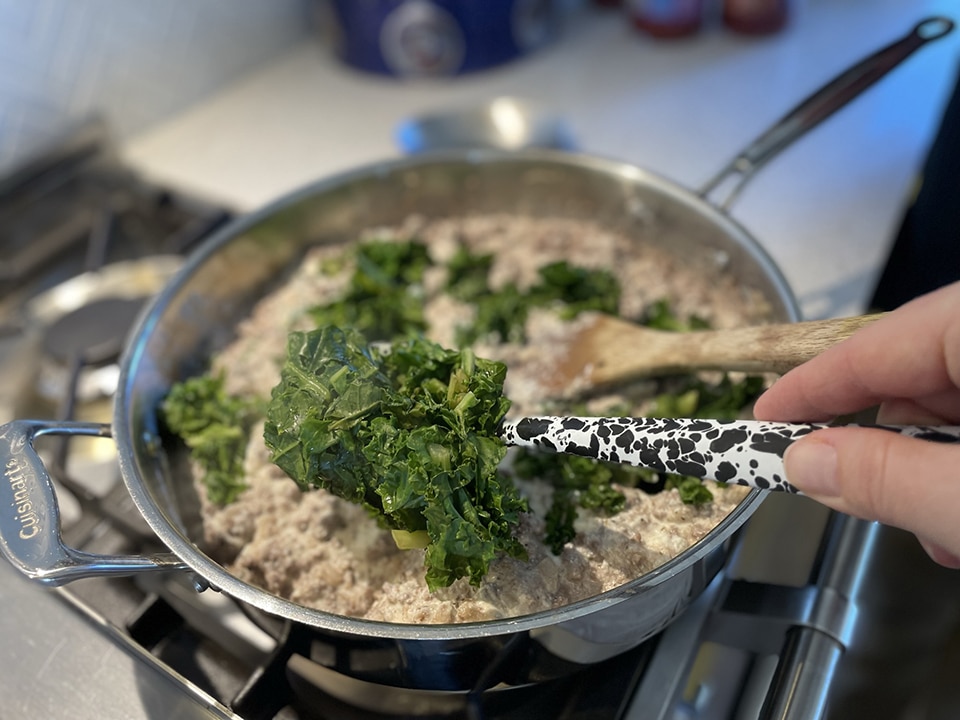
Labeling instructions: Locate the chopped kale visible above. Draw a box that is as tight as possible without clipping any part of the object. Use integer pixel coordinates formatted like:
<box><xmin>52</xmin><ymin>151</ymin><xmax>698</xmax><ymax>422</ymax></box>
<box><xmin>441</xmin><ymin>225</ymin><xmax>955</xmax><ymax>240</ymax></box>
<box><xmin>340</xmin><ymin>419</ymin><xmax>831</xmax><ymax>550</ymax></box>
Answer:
<box><xmin>649</xmin><ymin>375</ymin><xmax>766</xmax><ymax>421</ymax></box>
<box><xmin>520</xmin><ymin>437</ymin><xmax>709</xmax><ymax>555</ymax></box>
<box><xmin>445</xmin><ymin>244</ymin><xmax>530</xmax><ymax>346</ymax></box>
<box><xmin>665</xmin><ymin>476</ymin><xmax>716</xmax><ymax>505</ymax></box>
<box><xmin>511</xmin><ymin>444</ymin><xmax>727</xmax><ymax>554</ymax></box>
<box><xmin>544</xmin><ymin>489</ymin><xmax>578</xmax><ymax>554</ymax></box>
<box><xmin>512</xmin><ymin>449</ymin><xmax>656</xmax><ymax>553</ymax></box>
<box><xmin>456</xmin><ymin>283</ymin><xmax>530</xmax><ymax>347</ymax></box>
<box><xmin>642</xmin><ymin>298</ymin><xmax>710</xmax><ymax>332</ymax></box>
<box><xmin>641</xmin><ymin>302</ymin><xmax>765</xmax><ymax>420</ymax></box>
<box><xmin>446</xmin><ymin>248</ymin><xmax>621</xmax><ymax>346</ymax></box>
<box><xmin>161</xmin><ymin>373</ymin><xmax>262</xmax><ymax>505</ymax></box>
<box><xmin>529</xmin><ymin>261</ymin><xmax>621</xmax><ymax>319</ymax></box>
<box><xmin>445</xmin><ymin>245</ymin><xmax>494</xmax><ymax>303</ymax></box>
<box><xmin>309</xmin><ymin>239</ymin><xmax>432</xmax><ymax>341</ymax></box>
<box><xmin>263</xmin><ymin>326</ymin><xmax>528</xmax><ymax>591</ymax></box>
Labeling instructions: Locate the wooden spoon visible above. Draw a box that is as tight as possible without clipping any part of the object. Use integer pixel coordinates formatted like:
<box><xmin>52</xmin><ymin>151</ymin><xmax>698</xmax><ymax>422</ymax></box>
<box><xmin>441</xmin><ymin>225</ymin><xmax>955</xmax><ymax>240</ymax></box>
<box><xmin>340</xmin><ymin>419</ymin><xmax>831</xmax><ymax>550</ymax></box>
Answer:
<box><xmin>545</xmin><ymin>313</ymin><xmax>884</xmax><ymax>397</ymax></box>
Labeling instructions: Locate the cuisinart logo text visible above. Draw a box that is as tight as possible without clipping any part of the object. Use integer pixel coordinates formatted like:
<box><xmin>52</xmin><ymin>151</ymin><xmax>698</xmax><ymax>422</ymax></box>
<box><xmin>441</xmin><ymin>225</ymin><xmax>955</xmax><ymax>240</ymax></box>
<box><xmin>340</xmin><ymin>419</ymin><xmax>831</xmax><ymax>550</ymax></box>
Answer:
<box><xmin>5</xmin><ymin>458</ymin><xmax>39</xmax><ymax>540</ymax></box>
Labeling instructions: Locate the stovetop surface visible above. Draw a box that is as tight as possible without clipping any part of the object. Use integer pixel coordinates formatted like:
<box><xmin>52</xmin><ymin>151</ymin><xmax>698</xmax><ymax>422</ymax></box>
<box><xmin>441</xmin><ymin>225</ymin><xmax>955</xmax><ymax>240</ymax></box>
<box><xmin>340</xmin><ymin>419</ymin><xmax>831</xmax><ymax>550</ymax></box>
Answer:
<box><xmin>0</xmin><ymin>560</ymin><xmax>236</xmax><ymax>719</ymax></box>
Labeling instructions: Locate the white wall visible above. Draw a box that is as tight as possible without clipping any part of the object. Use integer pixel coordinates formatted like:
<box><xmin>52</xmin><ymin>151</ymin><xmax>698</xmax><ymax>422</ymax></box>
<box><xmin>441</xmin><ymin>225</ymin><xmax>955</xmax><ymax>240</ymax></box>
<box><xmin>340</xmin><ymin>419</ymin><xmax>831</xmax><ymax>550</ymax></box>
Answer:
<box><xmin>0</xmin><ymin>0</ymin><xmax>310</xmax><ymax>173</ymax></box>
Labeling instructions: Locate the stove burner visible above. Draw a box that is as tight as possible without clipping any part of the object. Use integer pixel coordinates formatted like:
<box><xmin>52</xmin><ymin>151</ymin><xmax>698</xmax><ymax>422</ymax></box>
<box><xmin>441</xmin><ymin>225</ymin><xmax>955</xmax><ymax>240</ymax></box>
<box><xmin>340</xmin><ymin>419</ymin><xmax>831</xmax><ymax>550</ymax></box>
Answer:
<box><xmin>7</xmin><ymin>256</ymin><xmax>184</xmax><ymax>409</ymax></box>
<box><xmin>283</xmin><ymin>638</ymin><xmax>657</xmax><ymax>720</ymax></box>
<box><xmin>42</xmin><ymin>295</ymin><xmax>146</xmax><ymax>365</ymax></box>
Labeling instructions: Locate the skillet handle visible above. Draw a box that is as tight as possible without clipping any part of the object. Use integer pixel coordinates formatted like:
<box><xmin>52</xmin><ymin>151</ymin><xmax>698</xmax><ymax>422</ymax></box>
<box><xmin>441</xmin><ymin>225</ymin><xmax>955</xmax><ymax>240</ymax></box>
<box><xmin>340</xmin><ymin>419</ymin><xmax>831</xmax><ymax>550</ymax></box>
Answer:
<box><xmin>699</xmin><ymin>16</ymin><xmax>955</xmax><ymax>210</ymax></box>
<box><xmin>0</xmin><ymin>420</ymin><xmax>187</xmax><ymax>586</ymax></box>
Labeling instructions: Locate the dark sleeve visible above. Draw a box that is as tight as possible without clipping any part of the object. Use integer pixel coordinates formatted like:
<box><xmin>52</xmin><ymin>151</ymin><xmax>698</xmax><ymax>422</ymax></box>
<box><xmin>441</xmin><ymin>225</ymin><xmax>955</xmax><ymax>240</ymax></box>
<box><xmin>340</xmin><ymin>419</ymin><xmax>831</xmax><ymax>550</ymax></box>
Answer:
<box><xmin>870</xmin><ymin>64</ymin><xmax>960</xmax><ymax>310</ymax></box>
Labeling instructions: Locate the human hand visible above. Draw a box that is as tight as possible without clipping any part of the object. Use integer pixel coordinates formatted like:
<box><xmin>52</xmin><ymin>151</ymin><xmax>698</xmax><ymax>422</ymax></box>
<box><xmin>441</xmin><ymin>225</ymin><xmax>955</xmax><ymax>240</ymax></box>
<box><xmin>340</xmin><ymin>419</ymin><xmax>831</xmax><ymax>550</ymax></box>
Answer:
<box><xmin>752</xmin><ymin>280</ymin><xmax>960</xmax><ymax>568</ymax></box>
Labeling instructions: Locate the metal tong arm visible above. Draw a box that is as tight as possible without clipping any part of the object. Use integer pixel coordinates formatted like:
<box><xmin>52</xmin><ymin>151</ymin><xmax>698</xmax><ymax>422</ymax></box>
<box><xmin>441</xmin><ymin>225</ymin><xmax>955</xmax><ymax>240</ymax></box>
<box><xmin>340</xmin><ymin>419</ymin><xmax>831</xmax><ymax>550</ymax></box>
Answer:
<box><xmin>0</xmin><ymin>420</ymin><xmax>187</xmax><ymax>586</ymax></box>
<box><xmin>699</xmin><ymin>16</ymin><xmax>955</xmax><ymax>209</ymax></box>
<box><xmin>501</xmin><ymin>416</ymin><xmax>960</xmax><ymax>493</ymax></box>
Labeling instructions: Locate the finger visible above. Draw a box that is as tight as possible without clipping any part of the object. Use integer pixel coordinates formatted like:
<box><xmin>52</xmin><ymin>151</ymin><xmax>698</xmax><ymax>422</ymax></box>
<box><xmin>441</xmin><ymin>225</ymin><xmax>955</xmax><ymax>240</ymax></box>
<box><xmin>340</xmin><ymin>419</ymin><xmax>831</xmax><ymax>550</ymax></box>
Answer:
<box><xmin>782</xmin><ymin>427</ymin><xmax>960</xmax><ymax>560</ymax></box>
<box><xmin>876</xmin><ymin>395</ymin><xmax>960</xmax><ymax>426</ymax></box>
<box><xmin>754</xmin><ymin>281</ymin><xmax>960</xmax><ymax>422</ymax></box>
<box><xmin>917</xmin><ymin>536</ymin><xmax>960</xmax><ymax>569</ymax></box>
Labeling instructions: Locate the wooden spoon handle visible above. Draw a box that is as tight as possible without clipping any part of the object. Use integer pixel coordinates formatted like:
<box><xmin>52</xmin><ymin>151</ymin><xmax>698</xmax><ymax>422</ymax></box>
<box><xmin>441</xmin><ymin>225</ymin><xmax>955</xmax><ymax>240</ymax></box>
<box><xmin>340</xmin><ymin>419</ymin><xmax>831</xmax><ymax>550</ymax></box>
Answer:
<box><xmin>584</xmin><ymin>314</ymin><xmax>885</xmax><ymax>389</ymax></box>
<box><xmin>659</xmin><ymin>313</ymin><xmax>885</xmax><ymax>375</ymax></box>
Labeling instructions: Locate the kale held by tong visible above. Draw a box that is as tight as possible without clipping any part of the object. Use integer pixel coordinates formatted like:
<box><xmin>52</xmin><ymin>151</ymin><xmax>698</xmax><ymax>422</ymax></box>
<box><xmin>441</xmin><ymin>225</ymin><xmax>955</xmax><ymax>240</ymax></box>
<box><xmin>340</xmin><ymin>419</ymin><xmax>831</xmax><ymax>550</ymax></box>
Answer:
<box><xmin>263</xmin><ymin>326</ymin><xmax>528</xmax><ymax>591</ymax></box>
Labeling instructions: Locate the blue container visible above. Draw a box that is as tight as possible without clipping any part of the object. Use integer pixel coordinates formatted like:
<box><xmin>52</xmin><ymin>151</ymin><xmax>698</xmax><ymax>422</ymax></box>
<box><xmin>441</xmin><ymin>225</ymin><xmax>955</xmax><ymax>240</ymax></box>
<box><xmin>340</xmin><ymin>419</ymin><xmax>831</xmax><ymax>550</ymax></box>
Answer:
<box><xmin>328</xmin><ymin>0</ymin><xmax>558</xmax><ymax>77</ymax></box>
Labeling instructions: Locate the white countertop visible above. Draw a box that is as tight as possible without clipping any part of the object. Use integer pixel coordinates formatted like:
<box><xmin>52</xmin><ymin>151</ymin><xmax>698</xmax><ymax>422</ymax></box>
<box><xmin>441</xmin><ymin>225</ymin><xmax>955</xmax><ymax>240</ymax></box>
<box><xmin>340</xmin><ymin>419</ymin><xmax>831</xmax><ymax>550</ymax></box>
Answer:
<box><xmin>121</xmin><ymin>0</ymin><xmax>960</xmax><ymax>319</ymax></box>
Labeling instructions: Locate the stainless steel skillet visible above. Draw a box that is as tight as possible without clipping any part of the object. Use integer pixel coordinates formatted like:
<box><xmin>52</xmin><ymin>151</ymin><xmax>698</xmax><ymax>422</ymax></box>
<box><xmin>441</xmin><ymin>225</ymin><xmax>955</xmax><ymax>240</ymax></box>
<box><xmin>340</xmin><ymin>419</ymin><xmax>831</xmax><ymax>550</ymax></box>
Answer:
<box><xmin>0</xmin><ymin>17</ymin><xmax>952</xmax><ymax>689</ymax></box>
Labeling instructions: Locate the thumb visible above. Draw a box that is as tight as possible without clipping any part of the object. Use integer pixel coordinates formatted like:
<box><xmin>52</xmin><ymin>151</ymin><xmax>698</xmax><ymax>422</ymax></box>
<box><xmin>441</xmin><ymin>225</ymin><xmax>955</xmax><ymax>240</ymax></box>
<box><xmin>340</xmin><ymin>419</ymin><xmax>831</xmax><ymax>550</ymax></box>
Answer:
<box><xmin>783</xmin><ymin>427</ymin><xmax>960</xmax><ymax>566</ymax></box>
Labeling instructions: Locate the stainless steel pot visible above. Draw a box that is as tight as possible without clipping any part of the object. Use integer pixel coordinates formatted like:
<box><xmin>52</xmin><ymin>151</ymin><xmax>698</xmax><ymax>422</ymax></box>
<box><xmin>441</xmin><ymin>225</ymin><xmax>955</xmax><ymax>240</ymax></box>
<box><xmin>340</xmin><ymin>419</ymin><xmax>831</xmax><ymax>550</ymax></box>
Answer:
<box><xmin>0</xmin><ymin>17</ymin><xmax>952</xmax><ymax>690</ymax></box>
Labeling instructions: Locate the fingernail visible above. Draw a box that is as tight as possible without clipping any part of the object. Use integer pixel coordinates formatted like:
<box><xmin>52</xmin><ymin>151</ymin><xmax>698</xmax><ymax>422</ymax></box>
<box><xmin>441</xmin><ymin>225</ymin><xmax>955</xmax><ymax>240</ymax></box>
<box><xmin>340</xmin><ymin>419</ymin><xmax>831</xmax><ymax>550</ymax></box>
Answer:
<box><xmin>784</xmin><ymin>439</ymin><xmax>839</xmax><ymax>497</ymax></box>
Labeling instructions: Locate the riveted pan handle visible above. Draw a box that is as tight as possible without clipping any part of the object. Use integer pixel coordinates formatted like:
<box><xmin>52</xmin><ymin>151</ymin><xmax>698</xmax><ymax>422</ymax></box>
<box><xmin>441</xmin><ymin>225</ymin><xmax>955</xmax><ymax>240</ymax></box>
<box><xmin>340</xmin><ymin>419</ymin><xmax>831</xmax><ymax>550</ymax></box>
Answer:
<box><xmin>699</xmin><ymin>16</ymin><xmax>955</xmax><ymax>210</ymax></box>
<box><xmin>0</xmin><ymin>420</ymin><xmax>187</xmax><ymax>586</ymax></box>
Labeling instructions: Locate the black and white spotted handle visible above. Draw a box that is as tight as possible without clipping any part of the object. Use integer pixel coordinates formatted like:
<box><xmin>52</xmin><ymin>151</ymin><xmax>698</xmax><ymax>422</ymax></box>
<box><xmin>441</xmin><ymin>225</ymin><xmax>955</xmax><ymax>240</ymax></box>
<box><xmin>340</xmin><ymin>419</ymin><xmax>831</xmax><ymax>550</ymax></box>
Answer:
<box><xmin>500</xmin><ymin>417</ymin><xmax>960</xmax><ymax>494</ymax></box>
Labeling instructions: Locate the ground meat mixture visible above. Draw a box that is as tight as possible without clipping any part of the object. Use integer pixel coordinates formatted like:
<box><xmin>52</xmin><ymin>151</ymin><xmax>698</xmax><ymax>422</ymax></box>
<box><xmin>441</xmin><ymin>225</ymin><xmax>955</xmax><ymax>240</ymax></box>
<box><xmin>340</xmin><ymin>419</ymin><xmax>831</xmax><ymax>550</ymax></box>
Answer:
<box><xmin>200</xmin><ymin>213</ymin><xmax>770</xmax><ymax>623</ymax></box>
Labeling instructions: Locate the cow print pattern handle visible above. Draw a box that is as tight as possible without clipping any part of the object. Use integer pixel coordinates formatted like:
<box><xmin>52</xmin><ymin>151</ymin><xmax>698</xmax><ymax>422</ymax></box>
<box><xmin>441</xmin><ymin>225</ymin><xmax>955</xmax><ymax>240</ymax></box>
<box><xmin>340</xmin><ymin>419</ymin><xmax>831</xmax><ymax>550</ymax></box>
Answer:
<box><xmin>500</xmin><ymin>417</ymin><xmax>960</xmax><ymax>494</ymax></box>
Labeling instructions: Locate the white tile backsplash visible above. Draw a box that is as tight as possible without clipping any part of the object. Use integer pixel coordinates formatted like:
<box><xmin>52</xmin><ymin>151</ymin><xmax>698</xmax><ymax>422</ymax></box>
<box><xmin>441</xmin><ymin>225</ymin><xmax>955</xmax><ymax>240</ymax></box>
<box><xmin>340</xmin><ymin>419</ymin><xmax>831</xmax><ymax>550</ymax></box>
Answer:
<box><xmin>0</xmin><ymin>0</ymin><xmax>310</xmax><ymax>173</ymax></box>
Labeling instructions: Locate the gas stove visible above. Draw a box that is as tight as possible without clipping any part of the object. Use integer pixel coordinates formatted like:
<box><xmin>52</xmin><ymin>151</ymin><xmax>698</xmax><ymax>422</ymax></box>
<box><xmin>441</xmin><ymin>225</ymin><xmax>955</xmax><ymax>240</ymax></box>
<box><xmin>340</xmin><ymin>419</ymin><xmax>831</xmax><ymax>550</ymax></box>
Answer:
<box><xmin>0</xmin><ymin>126</ymin><xmax>951</xmax><ymax>720</ymax></box>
